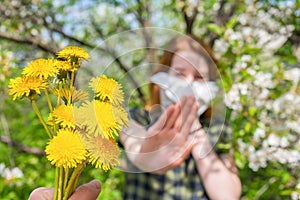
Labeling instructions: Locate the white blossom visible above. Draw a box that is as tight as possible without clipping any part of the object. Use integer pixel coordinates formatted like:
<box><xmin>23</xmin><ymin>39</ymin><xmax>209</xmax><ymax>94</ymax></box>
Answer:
<box><xmin>267</xmin><ymin>134</ymin><xmax>281</xmax><ymax>147</ymax></box>
<box><xmin>293</xmin><ymin>45</ymin><xmax>300</xmax><ymax>62</ymax></box>
<box><xmin>0</xmin><ymin>163</ymin><xmax>24</xmax><ymax>186</ymax></box>
<box><xmin>253</xmin><ymin>128</ymin><xmax>265</xmax><ymax>142</ymax></box>
<box><xmin>291</xmin><ymin>192</ymin><xmax>300</xmax><ymax>200</ymax></box>
<box><xmin>284</xmin><ymin>67</ymin><xmax>300</xmax><ymax>84</ymax></box>
<box><xmin>286</xmin><ymin>121</ymin><xmax>300</xmax><ymax>134</ymax></box>
<box><xmin>247</xmin><ymin>68</ymin><xmax>256</xmax><ymax>76</ymax></box>
<box><xmin>224</xmin><ymin>87</ymin><xmax>240</xmax><ymax>110</ymax></box>
<box><xmin>213</xmin><ymin>39</ymin><xmax>229</xmax><ymax>54</ymax></box>
<box><xmin>254</xmin><ymin>72</ymin><xmax>274</xmax><ymax>88</ymax></box>
<box><xmin>265</xmin><ymin>35</ymin><xmax>289</xmax><ymax>51</ymax></box>
<box><xmin>4</xmin><ymin>167</ymin><xmax>23</xmax><ymax>181</ymax></box>
<box><xmin>280</xmin><ymin>137</ymin><xmax>289</xmax><ymax>148</ymax></box>
<box><xmin>241</xmin><ymin>55</ymin><xmax>252</xmax><ymax>62</ymax></box>
<box><xmin>0</xmin><ymin>163</ymin><xmax>5</xmax><ymax>175</ymax></box>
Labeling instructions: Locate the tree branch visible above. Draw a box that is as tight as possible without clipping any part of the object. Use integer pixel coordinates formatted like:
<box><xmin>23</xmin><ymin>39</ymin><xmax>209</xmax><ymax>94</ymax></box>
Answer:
<box><xmin>51</xmin><ymin>26</ymin><xmax>95</xmax><ymax>49</ymax></box>
<box><xmin>0</xmin><ymin>31</ymin><xmax>57</xmax><ymax>54</ymax></box>
<box><xmin>0</xmin><ymin>135</ymin><xmax>45</xmax><ymax>157</ymax></box>
<box><xmin>90</xmin><ymin>19</ymin><xmax>147</xmax><ymax>104</ymax></box>
<box><xmin>209</xmin><ymin>0</ymin><xmax>238</xmax><ymax>47</ymax></box>
<box><xmin>181</xmin><ymin>0</ymin><xmax>200</xmax><ymax>34</ymax></box>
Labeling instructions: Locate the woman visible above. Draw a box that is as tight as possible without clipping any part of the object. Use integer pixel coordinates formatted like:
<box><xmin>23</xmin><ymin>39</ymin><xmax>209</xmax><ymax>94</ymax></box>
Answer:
<box><xmin>120</xmin><ymin>34</ymin><xmax>242</xmax><ymax>200</ymax></box>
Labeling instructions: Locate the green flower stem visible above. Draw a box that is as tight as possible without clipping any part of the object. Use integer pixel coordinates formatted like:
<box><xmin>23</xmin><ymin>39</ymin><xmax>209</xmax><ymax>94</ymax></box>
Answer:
<box><xmin>44</xmin><ymin>89</ymin><xmax>53</xmax><ymax>112</ymax></box>
<box><xmin>68</xmin><ymin>71</ymin><xmax>75</xmax><ymax>105</ymax></box>
<box><xmin>72</xmin><ymin>171</ymin><xmax>81</xmax><ymax>194</ymax></box>
<box><xmin>53</xmin><ymin>166</ymin><xmax>59</xmax><ymax>200</ymax></box>
<box><xmin>58</xmin><ymin>167</ymin><xmax>64</xmax><ymax>200</ymax></box>
<box><xmin>63</xmin><ymin>167</ymin><xmax>69</xmax><ymax>192</ymax></box>
<box><xmin>57</xmin><ymin>82</ymin><xmax>62</xmax><ymax>107</ymax></box>
<box><xmin>63</xmin><ymin>163</ymin><xmax>85</xmax><ymax>200</ymax></box>
<box><xmin>31</xmin><ymin>100</ymin><xmax>52</xmax><ymax>138</ymax></box>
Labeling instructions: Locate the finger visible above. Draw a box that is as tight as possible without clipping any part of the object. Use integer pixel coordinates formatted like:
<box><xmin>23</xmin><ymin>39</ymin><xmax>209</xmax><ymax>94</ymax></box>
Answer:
<box><xmin>151</xmin><ymin>104</ymin><xmax>176</xmax><ymax>131</ymax></box>
<box><xmin>157</xmin><ymin>101</ymin><xmax>185</xmax><ymax>145</ymax></box>
<box><xmin>181</xmin><ymin>101</ymin><xmax>199</xmax><ymax>138</ymax></box>
<box><xmin>174</xmin><ymin>96</ymin><xmax>196</xmax><ymax>130</ymax></box>
<box><xmin>164</xmin><ymin>101</ymin><xmax>181</xmax><ymax>129</ymax></box>
<box><xmin>69</xmin><ymin>180</ymin><xmax>101</xmax><ymax>200</ymax></box>
<box><xmin>28</xmin><ymin>187</ymin><xmax>54</xmax><ymax>200</ymax></box>
<box><xmin>174</xmin><ymin>97</ymin><xmax>190</xmax><ymax>130</ymax></box>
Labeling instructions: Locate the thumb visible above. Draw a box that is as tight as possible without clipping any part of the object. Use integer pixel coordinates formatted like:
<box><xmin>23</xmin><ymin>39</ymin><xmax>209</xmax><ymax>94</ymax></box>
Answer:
<box><xmin>69</xmin><ymin>180</ymin><xmax>101</xmax><ymax>200</ymax></box>
<box><xmin>28</xmin><ymin>187</ymin><xmax>54</xmax><ymax>200</ymax></box>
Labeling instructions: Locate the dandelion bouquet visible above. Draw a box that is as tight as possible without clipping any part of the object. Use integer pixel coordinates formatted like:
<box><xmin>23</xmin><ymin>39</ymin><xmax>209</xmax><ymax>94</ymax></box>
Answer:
<box><xmin>8</xmin><ymin>46</ymin><xmax>128</xmax><ymax>199</ymax></box>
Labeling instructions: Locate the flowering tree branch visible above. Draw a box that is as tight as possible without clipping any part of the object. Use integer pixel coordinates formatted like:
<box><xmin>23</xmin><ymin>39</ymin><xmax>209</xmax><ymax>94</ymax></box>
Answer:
<box><xmin>208</xmin><ymin>0</ymin><xmax>238</xmax><ymax>47</ymax></box>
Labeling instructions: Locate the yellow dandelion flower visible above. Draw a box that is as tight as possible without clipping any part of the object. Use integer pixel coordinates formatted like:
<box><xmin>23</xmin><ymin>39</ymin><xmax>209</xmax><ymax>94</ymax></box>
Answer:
<box><xmin>56</xmin><ymin>46</ymin><xmax>90</xmax><ymax>60</ymax></box>
<box><xmin>75</xmin><ymin>100</ymin><xmax>128</xmax><ymax>138</ymax></box>
<box><xmin>72</xmin><ymin>89</ymin><xmax>89</xmax><ymax>103</ymax></box>
<box><xmin>89</xmin><ymin>75</ymin><xmax>124</xmax><ymax>105</ymax></box>
<box><xmin>22</xmin><ymin>58</ymin><xmax>58</xmax><ymax>79</ymax></box>
<box><xmin>80</xmin><ymin>134</ymin><xmax>120</xmax><ymax>171</ymax></box>
<box><xmin>48</xmin><ymin>105</ymin><xmax>75</xmax><ymax>128</ymax></box>
<box><xmin>112</xmin><ymin>105</ymin><xmax>129</xmax><ymax>126</ymax></box>
<box><xmin>50</xmin><ymin>86</ymin><xmax>89</xmax><ymax>104</ymax></box>
<box><xmin>45</xmin><ymin>128</ymin><xmax>87</xmax><ymax>168</ymax></box>
<box><xmin>55</xmin><ymin>60</ymin><xmax>75</xmax><ymax>72</ymax></box>
<box><xmin>8</xmin><ymin>76</ymin><xmax>48</xmax><ymax>100</ymax></box>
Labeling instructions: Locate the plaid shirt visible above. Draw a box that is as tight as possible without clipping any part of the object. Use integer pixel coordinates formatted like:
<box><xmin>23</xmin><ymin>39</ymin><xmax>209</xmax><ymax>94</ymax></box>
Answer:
<box><xmin>123</xmin><ymin>107</ymin><xmax>232</xmax><ymax>200</ymax></box>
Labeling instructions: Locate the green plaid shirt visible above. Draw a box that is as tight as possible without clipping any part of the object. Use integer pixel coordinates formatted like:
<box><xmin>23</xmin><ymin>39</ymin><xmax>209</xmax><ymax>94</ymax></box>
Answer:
<box><xmin>123</xmin><ymin>107</ymin><xmax>232</xmax><ymax>200</ymax></box>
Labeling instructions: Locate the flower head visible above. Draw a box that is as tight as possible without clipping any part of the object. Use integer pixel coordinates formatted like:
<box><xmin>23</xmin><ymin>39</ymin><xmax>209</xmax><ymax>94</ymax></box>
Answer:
<box><xmin>80</xmin><ymin>134</ymin><xmax>120</xmax><ymax>171</ymax></box>
<box><xmin>50</xmin><ymin>86</ymin><xmax>89</xmax><ymax>104</ymax></box>
<box><xmin>45</xmin><ymin>128</ymin><xmax>87</xmax><ymax>168</ymax></box>
<box><xmin>55</xmin><ymin>60</ymin><xmax>76</xmax><ymax>72</ymax></box>
<box><xmin>48</xmin><ymin>105</ymin><xmax>75</xmax><ymax>128</ymax></box>
<box><xmin>75</xmin><ymin>100</ymin><xmax>128</xmax><ymax>138</ymax></box>
<box><xmin>57</xmin><ymin>46</ymin><xmax>90</xmax><ymax>61</ymax></box>
<box><xmin>89</xmin><ymin>75</ymin><xmax>124</xmax><ymax>105</ymax></box>
<box><xmin>22</xmin><ymin>58</ymin><xmax>58</xmax><ymax>79</ymax></box>
<box><xmin>8</xmin><ymin>76</ymin><xmax>48</xmax><ymax>100</ymax></box>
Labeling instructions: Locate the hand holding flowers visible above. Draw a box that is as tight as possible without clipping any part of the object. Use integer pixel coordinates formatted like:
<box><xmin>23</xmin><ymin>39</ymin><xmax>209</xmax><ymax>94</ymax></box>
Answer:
<box><xmin>8</xmin><ymin>46</ymin><xmax>128</xmax><ymax>200</ymax></box>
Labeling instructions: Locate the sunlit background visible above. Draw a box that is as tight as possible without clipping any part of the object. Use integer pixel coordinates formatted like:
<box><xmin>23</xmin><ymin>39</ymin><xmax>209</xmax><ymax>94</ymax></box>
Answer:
<box><xmin>0</xmin><ymin>0</ymin><xmax>299</xmax><ymax>199</ymax></box>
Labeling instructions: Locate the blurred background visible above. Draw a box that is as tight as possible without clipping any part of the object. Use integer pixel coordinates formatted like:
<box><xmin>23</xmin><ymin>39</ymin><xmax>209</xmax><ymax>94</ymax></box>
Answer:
<box><xmin>0</xmin><ymin>0</ymin><xmax>299</xmax><ymax>199</ymax></box>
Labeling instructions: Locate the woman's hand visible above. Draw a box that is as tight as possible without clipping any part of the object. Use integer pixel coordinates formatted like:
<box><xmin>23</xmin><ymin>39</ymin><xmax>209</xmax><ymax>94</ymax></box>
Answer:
<box><xmin>28</xmin><ymin>180</ymin><xmax>101</xmax><ymax>200</ymax></box>
<box><xmin>125</xmin><ymin>96</ymin><xmax>201</xmax><ymax>174</ymax></box>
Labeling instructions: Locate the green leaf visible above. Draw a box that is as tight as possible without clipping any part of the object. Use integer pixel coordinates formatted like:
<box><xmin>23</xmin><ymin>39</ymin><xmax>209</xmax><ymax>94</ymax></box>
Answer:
<box><xmin>207</xmin><ymin>23</ymin><xmax>223</xmax><ymax>36</ymax></box>
<box><xmin>248</xmin><ymin>106</ymin><xmax>256</xmax><ymax>117</ymax></box>
<box><xmin>244</xmin><ymin>122</ymin><xmax>251</xmax><ymax>133</ymax></box>
<box><xmin>226</xmin><ymin>17</ymin><xmax>238</xmax><ymax>29</ymax></box>
<box><xmin>235</xmin><ymin>155</ymin><xmax>245</xmax><ymax>169</ymax></box>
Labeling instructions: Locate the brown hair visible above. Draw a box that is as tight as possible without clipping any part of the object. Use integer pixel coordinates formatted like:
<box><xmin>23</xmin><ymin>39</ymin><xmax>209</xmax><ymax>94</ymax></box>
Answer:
<box><xmin>148</xmin><ymin>34</ymin><xmax>219</xmax><ymax>110</ymax></box>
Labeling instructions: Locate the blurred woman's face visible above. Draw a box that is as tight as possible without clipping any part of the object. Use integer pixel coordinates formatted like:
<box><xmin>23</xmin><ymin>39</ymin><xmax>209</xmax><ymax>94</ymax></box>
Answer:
<box><xmin>169</xmin><ymin>51</ymin><xmax>209</xmax><ymax>83</ymax></box>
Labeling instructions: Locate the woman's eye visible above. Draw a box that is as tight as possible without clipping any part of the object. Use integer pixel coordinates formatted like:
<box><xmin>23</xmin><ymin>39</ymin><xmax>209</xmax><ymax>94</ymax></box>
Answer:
<box><xmin>195</xmin><ymin>75</ymin><xmax>205</xmax><ymax>81</ymax></box>
<box><xmin>175</xmin><ymin>72</ymin><xmax>185</xmax><ymax>77</ymax></box>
